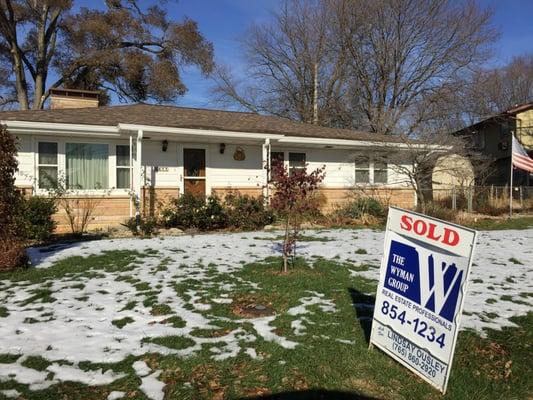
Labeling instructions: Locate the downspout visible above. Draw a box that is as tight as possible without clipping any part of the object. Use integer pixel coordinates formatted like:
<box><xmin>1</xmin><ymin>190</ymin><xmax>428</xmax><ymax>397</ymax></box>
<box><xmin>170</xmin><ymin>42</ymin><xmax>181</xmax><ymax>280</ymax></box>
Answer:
<box><xmin>129</xmin><ymin>134</ymin><xmax>133</xmax><ymax>217</ymax></box>
<box><xmin>135</xmin><ymin>129</ymin><xmax>143</xmax><ymax>224</ymax></box>
<box><xmin>263</xmin><ymin>138</ymin><xmax>271</xmax><ymax>204</ymax></box>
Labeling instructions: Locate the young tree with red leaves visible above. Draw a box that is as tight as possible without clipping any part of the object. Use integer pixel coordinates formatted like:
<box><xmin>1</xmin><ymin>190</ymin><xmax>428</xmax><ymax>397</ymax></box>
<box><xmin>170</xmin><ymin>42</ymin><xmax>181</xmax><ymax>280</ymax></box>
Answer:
<box><xmin>270</xmin><ymin>160</ymin><xmax>325</xmax><ymax>273</ymax></box>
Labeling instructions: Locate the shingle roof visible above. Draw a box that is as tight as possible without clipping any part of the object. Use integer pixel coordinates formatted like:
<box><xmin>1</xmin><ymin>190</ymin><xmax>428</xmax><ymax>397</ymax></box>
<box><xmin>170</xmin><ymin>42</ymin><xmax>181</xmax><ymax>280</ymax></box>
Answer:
<box><xmin>0</xmin><ymin>103</ymin><xmax>401</xmax><ymax>143</ymax></box>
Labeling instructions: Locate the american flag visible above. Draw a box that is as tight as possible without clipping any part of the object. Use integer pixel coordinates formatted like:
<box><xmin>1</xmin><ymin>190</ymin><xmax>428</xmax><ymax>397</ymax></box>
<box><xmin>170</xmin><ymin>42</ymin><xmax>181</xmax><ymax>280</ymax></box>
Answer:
<box><xmin>512</xmin><ymin>135</ymin><xmax>533</xmax><ymax>172</ymax></box>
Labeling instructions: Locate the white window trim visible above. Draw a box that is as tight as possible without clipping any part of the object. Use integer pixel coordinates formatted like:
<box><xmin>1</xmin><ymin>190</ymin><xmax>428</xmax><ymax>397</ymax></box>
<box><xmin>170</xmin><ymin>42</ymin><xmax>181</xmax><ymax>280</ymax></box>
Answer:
<box><xmin>116</xmin><ymin>144</ymin><xmax>132</xmax><ymax>190</ymax></box>
<box><xmin>34</xmin><ymin>136</ymin><xmax>131</xmax><ymax>196</ymax></box>
<box><xmin>270</xmin><ymin>149</ymin><xmax>307</xmax><ymax>172</ymax></box>
<box><xmin>353</xmin><ymin>156</ymin><xmax>389</xmax><ymax>186</ymax></box>
<box><xmin>36</xmin><ymin>141</ymin><xmax>59</xmax><ymax>190</ymax></box>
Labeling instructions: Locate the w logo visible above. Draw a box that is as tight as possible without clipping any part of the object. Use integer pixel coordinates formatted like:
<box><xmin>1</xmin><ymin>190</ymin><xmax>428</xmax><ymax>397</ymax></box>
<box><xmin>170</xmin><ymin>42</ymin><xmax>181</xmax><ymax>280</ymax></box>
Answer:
<box><xmin>423</xmin><ymin>255</ymin><xmax>463</xmax><ymax>322</ymax></box>
<box><xmin>384</xmin><ymin>241</ymin><xmax>464</xmax><ymax>323</ymax></box>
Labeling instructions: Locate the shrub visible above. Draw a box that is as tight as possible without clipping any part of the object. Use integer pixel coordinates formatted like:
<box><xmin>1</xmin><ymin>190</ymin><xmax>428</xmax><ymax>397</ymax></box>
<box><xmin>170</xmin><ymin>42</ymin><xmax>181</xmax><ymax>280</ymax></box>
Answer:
<box><xmin>161</xmin><ymin>194</ymin><xmax>227</xmax><ymax>231</ymax></box>
<box><xmin>49</xmin><ymin>176</ymin><xmax>106</xmax><ymax>235</ymax></box>
<box><xmin>223</xmin><ymin>192</ymin><xmax>274</xmax><ymax>230</ymax></box>
<box><xmin>20</xmin><ymin>196</ymin><xmax>57</xmax><ymax>241</ymax></box>
<box><xmin>421</xmin><ymin>202</ymin><xmax>457</xmax><ymax>222</ymax></box>
<box><xmin>200</xmin><ymin>195</ymin><xmax>228</xmax><ymax>230</ymax></box>
<box><xmin>0</xmin><ymin>125</ymin><xmax>27</xmax><ymax>271</ymax></box>
<box><xmin>122</xmin><ymin>216</ymin><xmax>158</xmax><ymax>236</ymax></box>
<box><xmin>0</xmin><ymin>236</ymin><xmax>27</xmax><ymax>272</ymax></box>
<box><xmin>336</xmin><ymin>197</ymin><xmax>385</xmax><ymax>219</ymax></box>
<box><xmin>0</xmin><ymin>125</ymin><xmax>23</xmax><ymax>238</ymax></box>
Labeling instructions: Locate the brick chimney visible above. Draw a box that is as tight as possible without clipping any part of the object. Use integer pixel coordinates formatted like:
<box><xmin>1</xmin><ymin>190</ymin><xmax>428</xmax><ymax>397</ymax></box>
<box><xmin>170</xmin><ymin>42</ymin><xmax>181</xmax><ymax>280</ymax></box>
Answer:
<box><xmin>49</xmin><ymin>88</ymin><xmax>100</xmax><ymax>109</ymax></box>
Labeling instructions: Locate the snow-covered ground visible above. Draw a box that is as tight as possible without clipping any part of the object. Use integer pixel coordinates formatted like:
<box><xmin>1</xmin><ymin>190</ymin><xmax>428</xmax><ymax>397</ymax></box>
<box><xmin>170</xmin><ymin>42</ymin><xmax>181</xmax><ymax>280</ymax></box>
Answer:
<box><xmin>0</xmin><ymin>228</ymin><xmax>532</xmax><ymax>398</ymax></box>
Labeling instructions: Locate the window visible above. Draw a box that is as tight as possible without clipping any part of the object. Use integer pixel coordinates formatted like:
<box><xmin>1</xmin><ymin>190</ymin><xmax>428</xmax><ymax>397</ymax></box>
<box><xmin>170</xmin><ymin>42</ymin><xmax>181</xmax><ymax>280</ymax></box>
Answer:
<box><xmin>270</xmin><ymin>151</ymin><xmax>285</xmax><ymax>180</ymax></box>
<box><xmin>66</xmin><ymin>143</ymin><xmax>109</xmax><ymax>189</ymax></box>
<box><xmin>38</xmin><ymin>142</ymin><xmax>58</xmax><ymax>189</ymax></box>
<box><xmin>473</xmin><ymin>132</ymin><xmax>485</xmax><ymax>150</ymax></box>
<box><xmin>289</xmin><ymin>152</ymin><xmax>306</xmax><ymax>175</ymax></box>
<box><xmin>271</xmin><ymin>151</ymin><xmax>284</xmax><ymax>165</ymax></box>
<box><xmin>355</xmin><ymin>158</ymin><xmax>370</xmax><ymax>183</ymax></box>
<box><xmin>374</xmin><ymin>162</ymin><xmax>388</xmax><ymax>184</ymax></box>
<box><xmin>116</xmin><ymin>145</ymin><xmax>131</xmax><ymax>189</ymax></box>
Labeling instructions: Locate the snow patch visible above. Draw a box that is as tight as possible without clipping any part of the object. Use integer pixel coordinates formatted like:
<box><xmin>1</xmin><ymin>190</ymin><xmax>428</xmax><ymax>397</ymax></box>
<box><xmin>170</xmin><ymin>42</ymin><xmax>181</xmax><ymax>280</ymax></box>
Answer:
<box><xmin>139</xmin><ymin>371</ymin><xmax>165</xmax><ymax>400</ymax></box>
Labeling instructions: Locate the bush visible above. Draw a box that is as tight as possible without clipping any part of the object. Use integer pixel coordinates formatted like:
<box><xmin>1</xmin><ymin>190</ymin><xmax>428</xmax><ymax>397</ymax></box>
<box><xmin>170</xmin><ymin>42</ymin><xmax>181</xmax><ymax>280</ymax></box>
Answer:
<box><xmin>0</xmin><ymin>237</ymin><xmax>27</xmax><ymax>272</ymax></box>
<box><xmin>420</xmin><ymin>202</ymin><xmax>457</xmax><ymax>222</ymax></box>
<box><xmin>0</xmin><ymin>125</ymin><xmax>27</xmax><ymax>271</ymax></box>
<box><xmin>336</xmin><ymin>197</ymin><xmax>385</xmax><ymax>219</ymax></box>
<box><xmin>161</xmin><ymin>193</ymin><xmax>275</xmax><ymax>232</ymax></box>
<box><xmin>20</xmin><ymin>196</ymin><xmax>57</xmax><ymax>241</ymax></box>
<box><xmin>161</xmin><ymin>194</ymin><xmax>227</xmax><ymax>231</ymax></box>
<box><xmin>224</xmin><ymin>192</ymin><xmax>274</xmax><ymax>230</ymax></box>
<box><xmin>122</xmin><ymin>216</ymin><xmax>158</xmax><ymax>236</ymax></box>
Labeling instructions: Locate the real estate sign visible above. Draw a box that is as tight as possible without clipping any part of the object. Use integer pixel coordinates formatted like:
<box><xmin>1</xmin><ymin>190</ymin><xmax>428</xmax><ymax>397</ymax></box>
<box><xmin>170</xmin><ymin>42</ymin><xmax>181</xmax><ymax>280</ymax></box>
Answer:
<box><xmin>370</xmin><ymin>207</ymin><xmax>477</xmax><ymax>393</ymax></box>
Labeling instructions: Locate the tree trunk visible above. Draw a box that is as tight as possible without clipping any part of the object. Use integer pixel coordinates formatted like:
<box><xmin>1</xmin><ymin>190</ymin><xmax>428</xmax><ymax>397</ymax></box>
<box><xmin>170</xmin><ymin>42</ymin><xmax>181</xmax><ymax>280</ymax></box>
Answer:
<box><xmin>313</xmin><ymin>62</ymin><xmax>318</xmax><ymax>125</ymax></box>
<box><xmin>11</xmin><ymin>50</ymin><xmax>29</xmax><ymax>110</ymax></box>
<box><xmin>282</xmin><ymin>215</ymin><xmax>290</xmax><ymax>273</ymax></box>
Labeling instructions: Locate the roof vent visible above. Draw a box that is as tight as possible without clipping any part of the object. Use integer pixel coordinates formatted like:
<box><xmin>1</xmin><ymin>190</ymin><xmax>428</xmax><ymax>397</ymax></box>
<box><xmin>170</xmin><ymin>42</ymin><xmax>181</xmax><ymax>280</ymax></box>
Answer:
<box><xmin>49</xmin><ymin>88</ymin><xmax>100</xmax><ymax>109</ymax></box>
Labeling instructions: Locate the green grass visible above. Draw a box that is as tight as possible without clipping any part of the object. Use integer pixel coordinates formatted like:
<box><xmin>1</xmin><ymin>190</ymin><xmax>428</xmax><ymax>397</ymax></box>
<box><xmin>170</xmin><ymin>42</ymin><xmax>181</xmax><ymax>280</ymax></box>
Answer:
<box><xmin>21</xmin><ymin>355</ymin><xmax>52</xmax><ymax>371</ymax></box>
<box><xmin>0</xmin><ymin>250</ymin><xmax>144</xmax><ymax>283</ymax></box>
<box><xmin>0</xmin><ymin>253</ymin><xmax>531</xmax><ymax>399</ymax></box>
<box><xmin>0</xmin><ymin>306</ymin><xmax>9</xmax><ymax>317</ymax></box>
<box><xmin>0</xmin><ymin>354</ymin><xmax>20</xmax><ymax>363</ymax></box>
<box><xmin>465</xmin><ymin>216</ymin><xmax>533</xmax><ymax>230</ymax></box>
<box><xmin>111</xmin><ymin>317</ymin><xmax>135</xmax><ymax>329</ymax></box>
<box><xmin>256</xmin><ymin>234</ymin><xmax>334</xmax><ymax>242</ymax></box>
<box><xmin>508</xmin><ymin>257</ymin><xmax>523</xmax><ymax>265</ymax></box>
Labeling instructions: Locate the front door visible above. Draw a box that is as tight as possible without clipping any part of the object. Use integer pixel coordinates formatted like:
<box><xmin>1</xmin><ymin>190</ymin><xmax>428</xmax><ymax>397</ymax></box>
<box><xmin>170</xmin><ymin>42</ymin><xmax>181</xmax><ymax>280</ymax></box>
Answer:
<box><xmin>183</xmin><ymin>148</ymin><xmax>206</xmax><ymax>197</ymax></box>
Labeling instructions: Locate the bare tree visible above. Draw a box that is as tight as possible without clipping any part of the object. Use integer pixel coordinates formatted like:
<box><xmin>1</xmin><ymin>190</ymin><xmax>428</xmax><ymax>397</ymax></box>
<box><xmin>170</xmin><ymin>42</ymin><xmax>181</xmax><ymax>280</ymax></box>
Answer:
<box><xmin>333</xmin><ymin>0</ymin><xmax>498</xmax><ymax>135</ymax></box>
<box><xmin>367</xmin><ymin>132</ymin><xmax>492</xmax><ymax>212</ymax></box>
<box><xmin>461</xmin><ymin>53</ymin><xmax>533</xmax><ymax>121</ymax></box>
<box><xmin>212</xmin><ymin>1</ymin><xmax>497</xmax><ymax>135</ymax></box>
<box><xmin>211</xmin><ymin>0</ymin><xmax>356</xmax><ymax>128</ymax></box>
<box><xmin>0</xmin><ymin>0</ymin><xmax>214</xmax><ymax>109</ymax></box>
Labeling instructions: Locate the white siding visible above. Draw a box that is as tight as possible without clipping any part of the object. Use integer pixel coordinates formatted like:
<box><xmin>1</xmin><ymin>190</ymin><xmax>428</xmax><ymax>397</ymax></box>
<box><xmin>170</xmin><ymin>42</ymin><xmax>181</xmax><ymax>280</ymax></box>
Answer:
<box><xmin>14</xmin><ymin>134</ymin><xmax>34</xmax><ymax>187</ymax></box>
<box><xmin>142</xmin><ymin>140</ymin><xmax>180</xmax><ymax>188</ymax></box>
<box><xmin>306</xmin><ymin>148</ymin><xmax>355</xmax><ymax>187</ymax></box>
<box><xmin>208</xmin><ymin>143</ymin><xmax>264</xmax><ymax>189</ymax></box>
<box><xmin>13</xmin><ymin>133</ymin><xmax>413</xmax><ymax>194</ymax></box>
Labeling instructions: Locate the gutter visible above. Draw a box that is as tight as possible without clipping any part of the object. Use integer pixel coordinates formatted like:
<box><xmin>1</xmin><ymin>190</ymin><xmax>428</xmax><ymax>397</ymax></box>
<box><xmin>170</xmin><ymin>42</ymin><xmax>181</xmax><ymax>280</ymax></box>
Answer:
<box><xmin>1</xmin><ymin>120</ymin><xmax>449</xmax><ymax>151</ymax></box>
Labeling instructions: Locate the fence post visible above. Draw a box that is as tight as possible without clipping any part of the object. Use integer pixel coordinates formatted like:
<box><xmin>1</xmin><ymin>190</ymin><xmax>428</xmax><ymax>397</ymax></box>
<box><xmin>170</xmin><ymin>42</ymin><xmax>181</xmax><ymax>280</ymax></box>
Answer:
<box><xmin>467</xmin><ymin>187</ymin><xmax>473</xmax><ymax>213</ymax></box>
<box><xmin>452</xmin><ymin>187</ymin><xmax>456</xmax><ymax>211</ymax></box>
<box><xmin>520</xmin><ymin>186</ymin><xmax>523</xmax><ymax>209</ymax></box>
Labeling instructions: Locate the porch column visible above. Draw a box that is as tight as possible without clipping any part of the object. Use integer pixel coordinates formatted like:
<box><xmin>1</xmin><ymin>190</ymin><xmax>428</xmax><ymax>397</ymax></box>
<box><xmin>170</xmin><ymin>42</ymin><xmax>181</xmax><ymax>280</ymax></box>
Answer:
<box><xmin>132</xmin><ymin>129</ymin><xmax>143</xmax><ymax>218</ymax></box>
<box><xmin>262</xmin><ymin>138</ymin><xmax>271</xmax><ymax>202</ymax></box>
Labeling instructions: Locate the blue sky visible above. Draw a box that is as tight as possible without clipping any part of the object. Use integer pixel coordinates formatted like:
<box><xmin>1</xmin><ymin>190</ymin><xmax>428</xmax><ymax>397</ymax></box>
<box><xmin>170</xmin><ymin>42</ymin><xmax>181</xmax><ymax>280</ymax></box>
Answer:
<box><xmin>77</xmin><ymin>0</ymin><xmax>533</xmax><ymax>108</ymax></box>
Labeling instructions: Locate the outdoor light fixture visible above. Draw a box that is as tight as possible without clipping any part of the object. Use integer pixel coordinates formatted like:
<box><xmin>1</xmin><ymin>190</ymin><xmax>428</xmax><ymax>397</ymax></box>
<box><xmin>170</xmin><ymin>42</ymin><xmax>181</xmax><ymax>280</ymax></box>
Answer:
<box><xmin>220</xmin><ymin>143</ymin><xmax>226</xmax><ymax>154</ymax></box>
<box><xmin>162</xmin><ymin>140</ymin><xmax>168</xmax><ymax>152</ymax></box>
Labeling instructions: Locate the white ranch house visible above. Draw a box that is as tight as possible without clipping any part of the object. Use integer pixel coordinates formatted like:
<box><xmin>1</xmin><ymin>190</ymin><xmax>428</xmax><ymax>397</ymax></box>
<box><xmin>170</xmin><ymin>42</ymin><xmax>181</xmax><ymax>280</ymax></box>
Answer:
<box><xmin>1</xmin><ymin>89</ymin><xmax>418</xmax><ymax>232</ymax></box>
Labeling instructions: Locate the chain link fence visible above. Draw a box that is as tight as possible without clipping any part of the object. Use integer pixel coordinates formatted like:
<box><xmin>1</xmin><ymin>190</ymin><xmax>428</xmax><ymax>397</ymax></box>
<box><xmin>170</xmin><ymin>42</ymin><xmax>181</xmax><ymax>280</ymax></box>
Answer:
<box><xmin>424</xmin><ymin>186</ymin><xmax>533</xmax><ymax>215</ymax></box>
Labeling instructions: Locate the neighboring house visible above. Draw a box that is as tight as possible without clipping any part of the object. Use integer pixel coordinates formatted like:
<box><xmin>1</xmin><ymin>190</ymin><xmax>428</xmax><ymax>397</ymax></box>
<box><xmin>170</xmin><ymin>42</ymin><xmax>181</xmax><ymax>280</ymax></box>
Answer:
<box><xmin>454</xmin><ymin>102</ymin><xmax>533</xmax><ymax>186</ymax></box>
<box><xmin>1</xmin><ymin>89</ymin><xmax>419</xmax><ymax>232</ymax></box>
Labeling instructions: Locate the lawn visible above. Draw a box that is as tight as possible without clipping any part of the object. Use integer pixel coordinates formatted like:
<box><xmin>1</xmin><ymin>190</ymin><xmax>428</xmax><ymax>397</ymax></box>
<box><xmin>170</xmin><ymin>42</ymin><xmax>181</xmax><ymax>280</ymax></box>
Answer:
<box><xmin>0</xmin><ymin>228</ymin><xmax>532</xmax><ymax>400</ymax></box>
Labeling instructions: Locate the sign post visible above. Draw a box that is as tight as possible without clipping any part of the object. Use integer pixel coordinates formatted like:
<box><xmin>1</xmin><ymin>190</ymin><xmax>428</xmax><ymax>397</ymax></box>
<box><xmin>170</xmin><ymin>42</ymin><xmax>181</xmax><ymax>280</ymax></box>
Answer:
<box><xmin>369</xmin><ymin>207</ymin><xmax>477</xmax><ymax>393</ymax></box>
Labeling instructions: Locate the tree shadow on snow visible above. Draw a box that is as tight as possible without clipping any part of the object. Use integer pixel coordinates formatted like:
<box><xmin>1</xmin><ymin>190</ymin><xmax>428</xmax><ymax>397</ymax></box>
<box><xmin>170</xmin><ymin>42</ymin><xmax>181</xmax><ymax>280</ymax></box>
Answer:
<box><xmin>348</xmin><ymin>288</ymin><xmax>376</xmax><ymax>344</ymax></box>
<box><xmin>238</xmin><ymin>389</ymin><xmax>380</xmax><ymax>400</ymax></box>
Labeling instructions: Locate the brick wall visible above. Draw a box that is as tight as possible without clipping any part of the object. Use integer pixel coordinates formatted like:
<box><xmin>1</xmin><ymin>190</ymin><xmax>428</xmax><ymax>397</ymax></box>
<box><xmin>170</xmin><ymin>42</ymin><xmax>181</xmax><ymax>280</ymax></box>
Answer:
<box><xmin>53</xmin><ymin>196</ymin><xmax>132</xmax><ymax>233</ymax></box>
<box><xmin>141</xmin><ymin>187</ymin><xmax>179</xmax><ymax>218</ymax></box>
<box><xmin>318</xmin><ymin>187</ymin><xmax>416</xmax><ymax>211</ymax></box>
<box><xmin>211</xmin><ymin>187</ymin><xmax>263</xmax><ymax>199</ymax></box>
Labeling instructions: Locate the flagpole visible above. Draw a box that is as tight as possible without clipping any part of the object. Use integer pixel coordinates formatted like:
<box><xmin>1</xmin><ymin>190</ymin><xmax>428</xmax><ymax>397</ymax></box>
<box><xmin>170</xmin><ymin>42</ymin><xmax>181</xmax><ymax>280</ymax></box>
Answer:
<box><xmin>509</xmin><ymin>140</ymin><xmax>513</xmax><ymax>218</ymax></box>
